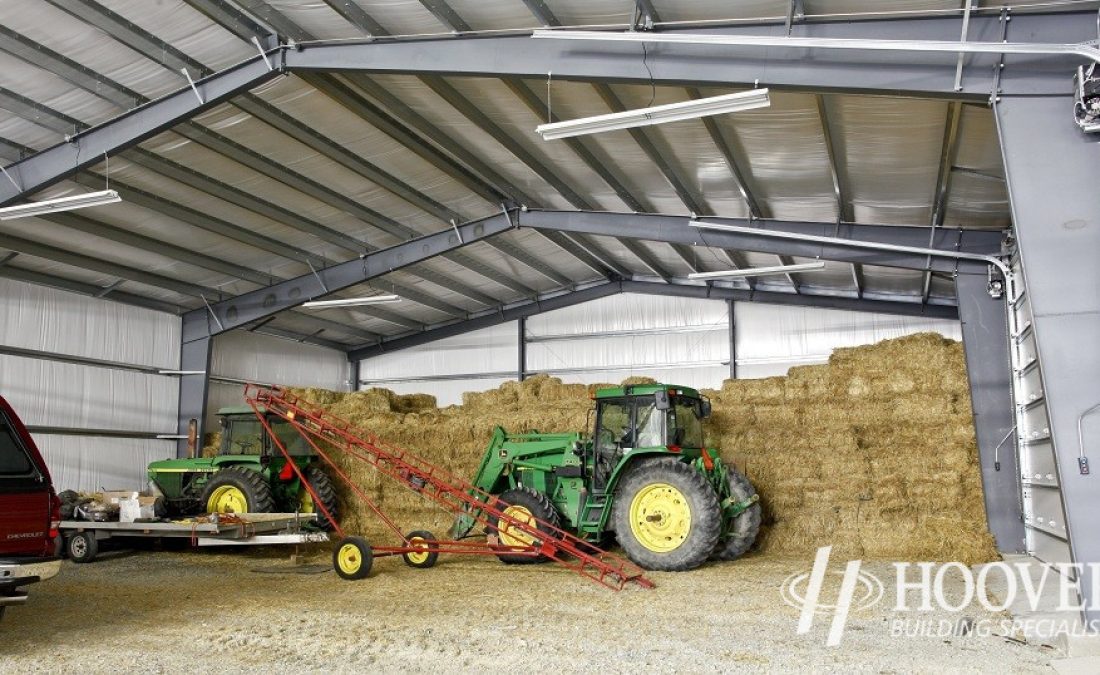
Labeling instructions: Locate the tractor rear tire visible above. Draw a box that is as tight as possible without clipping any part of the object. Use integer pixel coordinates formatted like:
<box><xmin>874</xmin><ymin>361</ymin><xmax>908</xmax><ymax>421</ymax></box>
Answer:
<box><xmin>489</xmin><ymin>487</ymin><xmax>561</xmax><ymax>565</ymax></box>
<box><xmin>612</xmin><ymin>458</ymin><xmax>721</xmax><ymax>572</ymax></box>
<box><xmin>200</xmin><ymin>466</ymin><xmax>276</xmax><ymax>515</ymax></box>
<box><xmin>300</xmin><ymin>465</ymin><xmax>339</xmax><ymax>531</ymax></box>
<box><xmin>713</xmin><ymin>466</ymin><xmax>762</xmax><ymax>561</ymax></box>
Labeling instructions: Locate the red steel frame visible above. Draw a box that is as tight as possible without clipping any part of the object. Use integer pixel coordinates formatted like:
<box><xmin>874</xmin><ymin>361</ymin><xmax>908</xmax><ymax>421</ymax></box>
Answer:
<box><xmin>244</xmin><ymin>384</ymin><xmax>653</xmax><ymax>591</ymax></box>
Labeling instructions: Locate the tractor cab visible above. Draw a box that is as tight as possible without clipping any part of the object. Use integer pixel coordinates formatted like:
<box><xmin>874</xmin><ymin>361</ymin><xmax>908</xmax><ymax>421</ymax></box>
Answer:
<box><xmin>217</xmin><ymin>406</ymin><xmax>311</xmax><ymax>458</ymax></box>
<box><xmin>589</xmin><ymin>385</ymin><xmax>711</xmax><ymax>488</ymax></box>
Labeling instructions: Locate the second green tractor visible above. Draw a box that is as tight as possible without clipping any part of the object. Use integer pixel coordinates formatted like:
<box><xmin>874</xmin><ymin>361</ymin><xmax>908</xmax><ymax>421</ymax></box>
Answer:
<box><xmin>452</xmin><ymin>384</ymin><xmax>761</xmax><ymax>571</ymax></box>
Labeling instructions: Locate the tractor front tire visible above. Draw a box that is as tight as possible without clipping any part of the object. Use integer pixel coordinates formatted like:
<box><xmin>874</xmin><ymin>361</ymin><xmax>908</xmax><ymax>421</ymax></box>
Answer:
<box><xmin>713</xmin><ymin>466</ymin><xmax>762</xmax><ymax>561</ymax></box>
<box><xmin>489</xmin><ymin>487</ymin><xmax>561</xmax><ymax>565</ymax></box>
<box><xmin>612</xmin><ymin>458</ymin><xmax>721</xmax><ymax>571</ymax></box>
<box><xmin>200</xmin><ymin>466</ymin><xmax>276</xmax><ymax>515</ymax></box>
<box><xmin>299</xmin><ymin>465</ymin><xmax>339</xmax><ymax>531</ymax></box>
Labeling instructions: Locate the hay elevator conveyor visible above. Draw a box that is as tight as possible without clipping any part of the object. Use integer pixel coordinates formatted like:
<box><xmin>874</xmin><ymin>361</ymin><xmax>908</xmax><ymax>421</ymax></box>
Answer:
<box><xmin>243</xmin><ymin>384</ymin><xmax>653</xmax><ymax>591</ymax></box>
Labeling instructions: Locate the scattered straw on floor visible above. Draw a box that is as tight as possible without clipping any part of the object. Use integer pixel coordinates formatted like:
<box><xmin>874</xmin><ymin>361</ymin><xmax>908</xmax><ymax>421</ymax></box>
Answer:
<box><xmin>285</xmin><ymin>332</ymin><xmax>996</xmax><ymax>565</ymax></box>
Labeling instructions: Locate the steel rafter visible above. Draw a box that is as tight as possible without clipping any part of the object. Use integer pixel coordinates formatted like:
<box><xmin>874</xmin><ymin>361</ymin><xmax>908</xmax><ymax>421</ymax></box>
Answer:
<box><xmin>816</xmin><ymin>94</ymin><xmax>852</xmax><ymax>223</ymax></box>
<box><xmin>348</xmin><ymin>279</ymin><xmax>959</xmax><ymax>360</ymax></box>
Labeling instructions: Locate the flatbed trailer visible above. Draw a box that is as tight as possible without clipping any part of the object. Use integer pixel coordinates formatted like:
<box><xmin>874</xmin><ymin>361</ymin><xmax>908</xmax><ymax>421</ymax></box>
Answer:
<box><xmin>58</xmin><ymin>513</ymin><xmax>328</xmax><ymax>563</ymax></box>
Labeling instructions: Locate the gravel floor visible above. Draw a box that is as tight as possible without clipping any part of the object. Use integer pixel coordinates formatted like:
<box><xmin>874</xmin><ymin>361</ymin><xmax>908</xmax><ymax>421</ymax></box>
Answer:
<box><xmin>1</xmin><ymin>544</ymin><xmax>1059</xmax><ymax>673</ymax></box>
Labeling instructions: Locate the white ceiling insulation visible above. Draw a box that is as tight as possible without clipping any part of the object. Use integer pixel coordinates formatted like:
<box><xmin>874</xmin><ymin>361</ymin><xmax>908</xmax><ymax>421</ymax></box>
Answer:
<box><xmin>0</xmin><ymin>0</ymin><xmax>1030</xmax><ymax>352</ymax></box>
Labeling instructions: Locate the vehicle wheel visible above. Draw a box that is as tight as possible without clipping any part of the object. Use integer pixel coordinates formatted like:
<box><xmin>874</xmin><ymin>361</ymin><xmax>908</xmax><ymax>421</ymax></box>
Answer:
<box><xmin>612</xmin><ymin>457</ymin><xmax>721</xmax><ymax>571</ymax></box>
<box><xmin>200</xmin><ymin>466</ymin><xmax>276</xmax><ymax>515</ymax></box>
<box><xmin>713</xmin><ymin>466</ymin><xmax>762</xmax><ymax>561</ymax></box>
<box><xmin>68</xmin><ymin>531</ymin><xmax>99</xmax><ymax>564</ymax></box>
<box><xmin>402</xmin><ymin>530</ymin><xmax>439</xmax><ymax>569</ymax></box>
<box><xmin>298</xmin><ymin>465</ymin><xmax>339</xmax><ymax>530</ymax></box>
<box><xmin>488</xmin><ymin>487</ymin><xmax>561</xmax><ymax>565</ymax></box>
<box><xmin>333</xmin><ymin>536</ymin><xmax>372</xmax><ymax>580</ymax></box>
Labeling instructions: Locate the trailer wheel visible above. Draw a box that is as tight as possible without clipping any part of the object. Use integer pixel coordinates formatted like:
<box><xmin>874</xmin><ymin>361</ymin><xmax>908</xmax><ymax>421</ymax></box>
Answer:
<box><xmin>612</xmin><ymin>458</ymin><xmax>721</xmax><ymax>571</ymax></box>
<box><xmin>713</xmin><ymin>466</ymin><xmax>762</xmax><ymax>561</ymax></box>
<box><xmin>489</xmin><ymin>487</ymin><xmax>561</xmax><ymax>565</ymax></box>
<box><xmin>333</xmin><ymin>536</ymin><xmax>372</xmax><ymax>580</ymax></box>
<box><xmin>67</xmin><ymin>531</ymin><xmax>99</xmax><ymax>564</ymax></box>
<box><xmin>402</xmin><ymin>530</ymin><xmax>439</xmax><ymax>569</ymax></box>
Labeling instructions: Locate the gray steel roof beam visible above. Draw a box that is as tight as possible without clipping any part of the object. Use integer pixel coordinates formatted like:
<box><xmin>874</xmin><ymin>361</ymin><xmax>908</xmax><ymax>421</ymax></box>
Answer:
<box><xmin>519</xmin><ymin>209</ymin><xmax>1001</xmax><ymax>274</ymax></box>
<box><xmin>815</xmin><ymin>94</ymin><xmax>852</xmax><ymax>223</ymax></box>
<box><xmin>251</xmin><ymin>324</ymin><xmax>352</xmax><ymax>351</ymax></box>
<box><xmin>536</xmin><ymin>230</ymin><xmax>620</xmax><ymax>278</ymax></box>
<box><xmin>476</xmin><ymin>237</ymin><xmax>571</xmax><ymax>288</ymax></box>
<box><xmin>0</xmin><ymin>264</ymin><xmax>182</xmax><ymax>313</ymax></box>
<box><xmin>687</xmin><ymin>87</ymin><xmax>765</xmax><ymax>219</ymax></box>
<box><xmin>181</xmin><ymin>0</ymin><xmax>277</xmax><ymax>44</ymax></box>
<box><xmin>181</xmin><ymin>211</ymin><xmax>513</xmax><ymax>342</ymax></box>
<box><xmin>418</xmin><ymin>75</ymin><xmax>596</xmax><ymax>211</ymax></box>
<box><xmin>377</xmin><ymin>279</ymin><xmax>467</xmax><ymax>318</ymax></box>
<box><xmin>924</xmin><ymin>101</ymin><xmax>964</xmax><ymax>303</ymax></box>
<box><xmin>719</xmin><ymin>249</ymin><xmax>756</xmax><ymax>290</ymax></box>
<box><xmin>852</xmin><ymin>263</ymin><xmax>865</xmax><ymax>298</ymax></box>
<box><xmin>417</xmin><ymin>0</ymin><xmax>472</xmax><ymax>32</ymax></box>
<box><xmin>776</xmin><ymin>253</ymin><xmax>802</xmax><ymax>291</ymax></box>
<box><xmin>591</xmin><ymin>83</ymin><xmax>708</xmax><ymax>216</ymax></box>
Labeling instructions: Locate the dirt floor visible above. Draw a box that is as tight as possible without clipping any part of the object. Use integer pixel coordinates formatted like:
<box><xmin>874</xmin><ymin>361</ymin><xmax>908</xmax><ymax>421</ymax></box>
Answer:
<box><xmin>0</xmin><ymin>544</ymin><xmax>1060</xmax><ymax>673</ymax></box>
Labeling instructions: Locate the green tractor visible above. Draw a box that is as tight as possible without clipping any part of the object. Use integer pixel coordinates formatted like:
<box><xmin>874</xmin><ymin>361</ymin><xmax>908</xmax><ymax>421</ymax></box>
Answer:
<box><xmin>452</xmin><ymin>384</ymin><xmax>761</xmax><ymax>571</ymax></box>
<box><xmin>147</xmin><ymin>406</ymin><xmax>338</xmax><ymax>528</ymax></box>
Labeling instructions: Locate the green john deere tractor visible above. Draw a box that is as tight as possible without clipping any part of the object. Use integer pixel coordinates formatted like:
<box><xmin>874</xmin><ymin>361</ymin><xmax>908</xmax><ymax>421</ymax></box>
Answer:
<box><xmin>451</xmin><ymin>384</ymin><xmax>761</xmax><ymax>571</ymax></box>
<box><xmin>147</xmin><ymin>406</ymin><xmax>338</xmax><ymax>529</ymax></box>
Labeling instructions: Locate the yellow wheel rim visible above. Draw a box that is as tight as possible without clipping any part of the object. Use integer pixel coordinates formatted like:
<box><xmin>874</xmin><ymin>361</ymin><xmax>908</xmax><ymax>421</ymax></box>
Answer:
<box><xmin>629</xmin><ymin>482</ymin><xmax>691</xmax><ymax>553</ymax></box>
<box><xmin>207</xmin><ymin>486</ymin><xmax>248</xmax><ymax>514</ymax></box>
<box><xmin>498</xmin><ymin>505</ymin><xmax>536</xmax><ymax>548</ymax></box>
<box><xmin>405</xmin><ymin>536</ymin><xmax>430</xmax><ymax>565</ymax></box>
<box><xmin>298</xmin><ymin>487</ymin><xmax>315</xmax><ymax>513</ymax></box>
<box><xmin>337</xmin><ymin>543</ymin><xmax>362</xmax><ymax>575</ymax></box>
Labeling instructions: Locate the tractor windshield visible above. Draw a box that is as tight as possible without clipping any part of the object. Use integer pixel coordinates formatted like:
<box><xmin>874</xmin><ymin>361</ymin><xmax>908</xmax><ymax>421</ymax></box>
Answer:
<box><xmin>269</xmin><ymin>418</ymin><xmax>312</xmax><ymax>456</ymax></box>
<box><xmin>668</xmin><ymin>398</ymin><xmax>704</xmax><ymax>448</ymax></box>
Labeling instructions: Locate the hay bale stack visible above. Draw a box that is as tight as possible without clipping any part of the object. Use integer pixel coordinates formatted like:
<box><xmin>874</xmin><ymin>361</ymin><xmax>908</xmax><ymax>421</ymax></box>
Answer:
<box><xmin>288</xmin><ymin>333</ymin><xmax>997</xmax><ymax>564</ymax></box>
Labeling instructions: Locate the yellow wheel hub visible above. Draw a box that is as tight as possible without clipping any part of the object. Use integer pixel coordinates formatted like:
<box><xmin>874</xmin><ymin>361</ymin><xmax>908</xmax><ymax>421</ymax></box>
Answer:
<box><xmin>405</xmin><ymin>536</ymin><xmax>430</xmax><ymax>565</ymax></box>
<box><xmin>207</xmin><ymin>486</ymin><xmax>248</xmax><ymax>514</ymax></box>
<box><xmin>337</xmin><ymin>543</ymin><xmax>363</xmax><ymax>575</ymax></box>
<box><xmin>498</xmin><ymin>505</ymin><xmax>537</xmax><ymax>548</ymax></box>
<box><xmin>629</xmin><ymin>482</ymin><xmax>692</xmax><ymax>553</ymax></box>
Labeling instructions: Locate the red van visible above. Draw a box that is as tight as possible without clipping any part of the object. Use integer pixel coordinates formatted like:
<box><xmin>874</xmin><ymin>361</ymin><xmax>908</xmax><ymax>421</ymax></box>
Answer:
<box><xmin>0</xmin><ymin>395</ymin><xmax>61</xmax><ymax>620</ymax></box>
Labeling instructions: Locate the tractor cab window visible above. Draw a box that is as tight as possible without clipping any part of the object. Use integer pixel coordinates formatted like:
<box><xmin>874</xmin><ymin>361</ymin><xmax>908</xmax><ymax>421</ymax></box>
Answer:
<box><xmin>669</xmin><ymin>398</ymin><xmax>705</xmax><ymax>448</ymax></box>
<box><xmin>634</xmin><ymin>400</ymin><xmax>663</xmax><ymax>448</ymax></box>
<box><xmin>269</xmin><ymin>418</ymin><xmax>311</xmax><ymax>456</ymax></box>
<box><xmin>596</xmin><ymin>401</ymin><xmax>633</xmax><ymax>453</ymax></box>
<box><xmin>225</xmin><ymin>418</ymin><xmax>263</xmax><ymax>455</ymax></box>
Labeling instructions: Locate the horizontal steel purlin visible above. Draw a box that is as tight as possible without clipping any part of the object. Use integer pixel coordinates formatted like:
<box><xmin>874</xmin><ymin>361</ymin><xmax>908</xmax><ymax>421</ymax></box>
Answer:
<box><xmin>518</xmin><ymin>209</ymin><xmax>1002</xmax><ymax>273</ymax></box>
<box><xmin>347</xmin><ymin>279</ymin><xmax>958</xmax><ymax>361</ymax></box>
<box><xmin>180</xmin><ymin>212</ymin><xmax>514</xmax><ymax>343</ymax></box>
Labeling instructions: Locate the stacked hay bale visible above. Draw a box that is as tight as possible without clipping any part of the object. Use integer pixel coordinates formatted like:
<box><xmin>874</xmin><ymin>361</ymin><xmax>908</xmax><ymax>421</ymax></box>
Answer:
<box><xmin>290</xmin><ymin>332</ymin><xmax>997</xmax><ymax>564</ymax></box>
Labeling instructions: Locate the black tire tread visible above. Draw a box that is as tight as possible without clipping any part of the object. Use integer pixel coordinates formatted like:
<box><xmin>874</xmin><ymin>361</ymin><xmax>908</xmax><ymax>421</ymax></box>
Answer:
<box><xmin>302</xmin><ymin>465</ymin><xmax>339</xmax><ymax>530</ymax></box>
<box><xmin>402</xmin><ymin>529</ymin><xmax>440</xmax><ymax>569</ymax></box>
<box><xmin>714</xmin><ymin>466</ymin><xmax>762</xmax><ymax>561</ymax></box>
<box><xmin>68</xmin><ymin>531</ymin><xmax>98</xmax><ymax>564</ymax></box>
<box><xmin>612</xmin><ymin>457</ymin><xmax>722</xmax><ymax>572</ymax></box>
<box><xmin>200</xmin><ymin>466</ymin><xmax>276</xmax><ymax>514</ymax></box>
<box><xmin>489</xmin><ymin>486</ymin><xmax>561</xmax><ymax>565</ymax></box>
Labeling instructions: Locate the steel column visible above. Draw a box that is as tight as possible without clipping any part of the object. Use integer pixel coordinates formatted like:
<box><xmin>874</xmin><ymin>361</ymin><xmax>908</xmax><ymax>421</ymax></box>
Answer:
<box><xmin>996</xmin><ymin>94</ymin><xmax>1100</xmax><ymax>622</ymax></box>
<box><xmin>518</xmin><ymin>316</ymin><xmax>527</xmax><ymax>382</ymax></box>
<box><xmin>956</xmin><ymin>271</ymin><xmax>1025</xmax><ymax>553</ymax></box>
<box><xmin>728</xmin><ymin>299</ymin><xmax>737</xmax><ymax>380</ymax></box>
<box><xmin>176</xmin><ymin>336</ymin><xmax>212</xmax><ymax>457</ymax></box>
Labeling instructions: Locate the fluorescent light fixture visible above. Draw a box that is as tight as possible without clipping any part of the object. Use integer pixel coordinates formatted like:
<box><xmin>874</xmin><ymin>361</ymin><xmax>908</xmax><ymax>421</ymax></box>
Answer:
<box><xmin>535</xmin><ymin>89</ymin><xmax>770</xmax><ymax>140</ymax></box>
<box><xmin>0</xmin><ymin>189</ymin><xmax>121</xmax><ymax>220</ymax></box>
<box><xmin>302</xmin><ymin>295</ymin><xmax>401</xmax><ymax>309</ymax></box>
<box><xmin>688</xmin><ymin>261</ymin><xmax>825</xmax><ymax>280</ymax></box>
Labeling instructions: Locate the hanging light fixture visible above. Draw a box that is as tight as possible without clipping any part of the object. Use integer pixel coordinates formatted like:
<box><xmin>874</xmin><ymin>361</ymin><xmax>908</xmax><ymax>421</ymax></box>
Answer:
<box><xmin>535</xmin><ymin>89</ymin><xmax>770</xmax><ymax>140</ymax></box>
<box><xmin>302</xmin><ymin>295</ymin><xmax>401</xmax><ymax>309</ymax></box>
<box><xmin>0</xmin><ymin>189</ymin><xmax>121</xmax><ymax>220</ymax></box>
<box><xmin>687</xmin><ymin>261</ymin><xmax>825</xmax><ymax>280</ymax></box>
